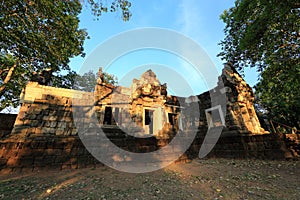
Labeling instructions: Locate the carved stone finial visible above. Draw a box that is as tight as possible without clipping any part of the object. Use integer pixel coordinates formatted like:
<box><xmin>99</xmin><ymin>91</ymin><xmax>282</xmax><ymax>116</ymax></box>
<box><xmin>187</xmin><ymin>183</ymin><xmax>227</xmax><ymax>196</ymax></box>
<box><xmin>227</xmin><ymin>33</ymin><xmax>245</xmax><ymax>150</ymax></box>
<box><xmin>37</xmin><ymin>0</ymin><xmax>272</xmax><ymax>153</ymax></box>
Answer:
<box><xmin>161</xmin><ymin>83</ymin><xmax>167</xmax><ymax>96</ymax></box>
<box><xmin>97</xmin><ymin>67</ymin><xmax>104</xmax><ymax>84</ymax></box>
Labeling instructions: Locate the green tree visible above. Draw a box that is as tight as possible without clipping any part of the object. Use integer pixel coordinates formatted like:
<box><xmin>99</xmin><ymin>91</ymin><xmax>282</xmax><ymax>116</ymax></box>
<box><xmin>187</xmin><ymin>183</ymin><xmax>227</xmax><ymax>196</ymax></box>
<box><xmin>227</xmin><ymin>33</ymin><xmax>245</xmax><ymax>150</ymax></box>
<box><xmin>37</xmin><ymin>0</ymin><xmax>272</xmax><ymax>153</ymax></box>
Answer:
<box><xmin>86</xmin><ymin>0</ymin><xmax>131</xmax><ymax>21</ymax></box>
<box><xmin>0</xmin><ymin>0</ymin><xmax>131</xmax><ymax>112</ymax></box>
<box><xmin>0</xmin><ymin>0</ymin><xmax>87</xmax><ymax>111</ymax></box>
<box><xmin>74</xmin><ymin>70</ymin><xmax>118</xmax><ymax>92</ymax></box>
<box><xmin>219</xmin><ymin>0</ymin><xmax>300</xmax><ymax>129</ymax></box>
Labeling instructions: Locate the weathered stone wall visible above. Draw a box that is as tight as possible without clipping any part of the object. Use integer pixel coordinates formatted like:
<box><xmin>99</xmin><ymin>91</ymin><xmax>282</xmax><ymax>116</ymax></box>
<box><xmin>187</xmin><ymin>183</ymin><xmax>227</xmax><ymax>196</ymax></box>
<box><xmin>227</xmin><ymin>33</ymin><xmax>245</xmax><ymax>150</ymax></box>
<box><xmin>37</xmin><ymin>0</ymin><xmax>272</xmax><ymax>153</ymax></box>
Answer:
<box><xmin>0</xmin><ymin>114</ymin><xmax>17</xmax><ymax>138</ymax></box>
<box><xmin>0</xmin><ymin>136</ymin><xmax>98</xmax><ymax>173</ymax></box>
<box><xmin>218</xmin><ymin>64</ymin><xmax>267</xmax><ymax>134</ymax></box>
<box><xmin>0</xmin><ymin>128</ymin><xmax>290</xmax><ymax>173</ymax></box>
<box><xmin>0</xmin><ymin>127</ymin><xmax>191</xmax><ymax>173</ymax></box>
<box><xmin>0</xmin><ymin>82</ymin><xmax>188</xmax><ymax>172</ymax></box>
<box><xmin>0</xmin><ymin>83</ymin><xmax>95</xmax><ymax>172</ymax></box>
<box><xmin>187</xmin><ymin>130</ymin><xmax>291</xmax><ymax>160</ymax></box>
<box><xmin>12</xmin><ymin>82</ymin><xmax>92</xmax><ymax>139</ymax></box>
<box><xmin>0</xmin><ymin>66</ymin><xmax>295</xmax><ymax>173</ymax></box>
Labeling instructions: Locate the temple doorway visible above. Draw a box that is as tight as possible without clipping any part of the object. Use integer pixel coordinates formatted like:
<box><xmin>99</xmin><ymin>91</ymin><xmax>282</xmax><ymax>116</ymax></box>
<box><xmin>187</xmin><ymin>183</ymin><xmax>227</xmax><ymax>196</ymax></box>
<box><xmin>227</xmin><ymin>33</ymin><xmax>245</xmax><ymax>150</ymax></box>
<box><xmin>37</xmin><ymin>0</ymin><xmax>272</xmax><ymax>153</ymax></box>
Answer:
<box><xmin>144</xmin><ymin>109</ymin><xmax>154</xmax><ymax>134</ymax></box>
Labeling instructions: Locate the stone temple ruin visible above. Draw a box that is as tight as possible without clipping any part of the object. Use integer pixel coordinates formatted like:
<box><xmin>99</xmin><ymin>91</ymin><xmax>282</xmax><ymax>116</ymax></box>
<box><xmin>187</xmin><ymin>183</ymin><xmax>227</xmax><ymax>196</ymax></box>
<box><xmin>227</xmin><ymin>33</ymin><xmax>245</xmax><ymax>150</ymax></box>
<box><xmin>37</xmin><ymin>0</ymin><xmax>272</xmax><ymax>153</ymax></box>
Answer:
<box><xmin>0</xmin><ymin>63</ymin><xmax>296</xmax><ymax>172</ymax></box>
<box><xmin>93</xmin><ymin>64</ymin><xmax>266</xmax><ymax>136</ymax></box>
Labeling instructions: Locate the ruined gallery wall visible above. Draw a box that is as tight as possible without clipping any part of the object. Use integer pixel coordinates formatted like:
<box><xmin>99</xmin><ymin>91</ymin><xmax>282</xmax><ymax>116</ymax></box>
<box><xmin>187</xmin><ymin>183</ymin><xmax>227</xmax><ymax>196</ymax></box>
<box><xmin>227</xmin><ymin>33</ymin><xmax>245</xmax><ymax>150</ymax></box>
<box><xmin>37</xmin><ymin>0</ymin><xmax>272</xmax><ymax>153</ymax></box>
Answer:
<box><xmin>0</xmin><ymin>82</ymin><xmax>188</xmax><ymax>172</ymax></box>
<box><xmin>179</xmin><ymin>66</ymin><xmax>292</xmax><ymax>160</ymax></box>
<box><xmin>183</xmin><ymin>64</ymin><xmax>266</xmax><ymax>136</ymax></box>
<box><xmin>216</xmin><ymin>65</ymin><xmax>266</xmax><ymax>134</ymax></box>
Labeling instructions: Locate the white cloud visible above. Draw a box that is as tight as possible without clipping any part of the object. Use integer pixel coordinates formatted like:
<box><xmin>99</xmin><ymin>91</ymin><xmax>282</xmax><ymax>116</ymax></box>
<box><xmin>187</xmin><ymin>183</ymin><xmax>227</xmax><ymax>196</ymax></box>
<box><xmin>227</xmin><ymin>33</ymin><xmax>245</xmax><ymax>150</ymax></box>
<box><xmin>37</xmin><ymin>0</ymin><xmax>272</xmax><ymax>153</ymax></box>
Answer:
<box><xmin>174</xmin><ymin>1</ymin><xmax>216</xmax><ymax>94</ymax></box>
<box><xmin>177</xmin><ymin>0</ymin><xmax>203</xmax><ymax>39</ymax></box>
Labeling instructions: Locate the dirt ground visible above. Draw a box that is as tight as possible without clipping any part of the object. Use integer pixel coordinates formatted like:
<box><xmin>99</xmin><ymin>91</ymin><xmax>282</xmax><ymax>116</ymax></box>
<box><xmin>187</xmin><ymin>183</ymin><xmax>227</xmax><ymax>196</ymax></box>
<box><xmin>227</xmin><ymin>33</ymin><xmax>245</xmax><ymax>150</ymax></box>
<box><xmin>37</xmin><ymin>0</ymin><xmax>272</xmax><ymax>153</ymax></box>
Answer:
<box><xmin>0</xmin><ymin>158</ymin><xmax>299</xmax><ymax>200</ymax></box>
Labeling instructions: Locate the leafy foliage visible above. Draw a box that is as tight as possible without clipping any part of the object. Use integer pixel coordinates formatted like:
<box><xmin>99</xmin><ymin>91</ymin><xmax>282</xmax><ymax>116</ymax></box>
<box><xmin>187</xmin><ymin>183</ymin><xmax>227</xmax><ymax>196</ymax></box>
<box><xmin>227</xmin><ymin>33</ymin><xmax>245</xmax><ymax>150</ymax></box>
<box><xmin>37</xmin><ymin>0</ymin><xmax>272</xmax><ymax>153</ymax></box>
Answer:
<box><xmin>73</xmin><ymin>70</ymin><xmax>118</xmax><ymax>92</ymax></box>
<box><xmin>254</xmin><ymin>64</ymin><xmax>300</xmax><ymax>129</ymax></box>
<box><xmin>0</xmin><ymin>0</ymin><xmax>131</xmax><ymax>112</ymax></box>
<box><xmin>219</xmin><ymin>0</ymin><xmax>299</xmax><ymax>71</ymax></box>
<box><xmin>86</xmin><ymin>0</ymin><xmax>132</xmax><ymax>21</ymax></box>
<box><xmin>219</xmin><ymin>0</ymin><xmax>300</xmax><ymax>129</ymax></box>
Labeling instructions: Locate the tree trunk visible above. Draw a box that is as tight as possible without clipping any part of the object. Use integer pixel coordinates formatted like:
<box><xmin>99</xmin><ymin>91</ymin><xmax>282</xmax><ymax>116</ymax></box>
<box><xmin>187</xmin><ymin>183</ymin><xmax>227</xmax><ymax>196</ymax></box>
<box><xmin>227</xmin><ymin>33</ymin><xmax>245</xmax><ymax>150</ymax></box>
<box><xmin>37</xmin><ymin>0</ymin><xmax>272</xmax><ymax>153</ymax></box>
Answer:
<box><xmin>0</xmin><ymin>63</ymin><xmax>17</xmax><ymax>97</ymax></box>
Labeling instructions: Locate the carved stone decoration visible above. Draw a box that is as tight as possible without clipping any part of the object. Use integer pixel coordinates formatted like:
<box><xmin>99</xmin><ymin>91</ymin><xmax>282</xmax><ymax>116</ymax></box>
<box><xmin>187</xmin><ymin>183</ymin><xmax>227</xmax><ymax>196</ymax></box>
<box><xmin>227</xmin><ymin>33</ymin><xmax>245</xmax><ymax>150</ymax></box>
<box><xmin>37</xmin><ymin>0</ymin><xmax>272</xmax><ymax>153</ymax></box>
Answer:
<box><xmin>130</xmin><ymin>69</ymin><xmax>164</xmax><ymax>99</ymax></box>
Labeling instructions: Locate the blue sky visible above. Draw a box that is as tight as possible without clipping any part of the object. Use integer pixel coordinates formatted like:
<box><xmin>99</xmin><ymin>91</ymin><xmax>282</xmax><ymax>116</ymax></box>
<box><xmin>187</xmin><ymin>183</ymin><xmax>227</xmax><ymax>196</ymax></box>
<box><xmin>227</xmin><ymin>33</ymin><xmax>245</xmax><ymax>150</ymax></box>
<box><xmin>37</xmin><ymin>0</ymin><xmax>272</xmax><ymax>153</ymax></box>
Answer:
<box><xmin>70</xmin><ymin>0</ymin><xmax>259</xmax><ymax>96</ymax></box>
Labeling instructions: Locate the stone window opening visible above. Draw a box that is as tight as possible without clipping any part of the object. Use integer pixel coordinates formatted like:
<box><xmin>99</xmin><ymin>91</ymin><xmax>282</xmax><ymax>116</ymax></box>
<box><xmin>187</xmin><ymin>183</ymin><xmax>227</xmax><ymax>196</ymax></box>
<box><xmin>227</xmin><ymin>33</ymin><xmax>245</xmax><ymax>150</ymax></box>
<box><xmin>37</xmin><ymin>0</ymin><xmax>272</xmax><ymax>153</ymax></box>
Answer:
<box><xmin>168</xmin><ymin>113</ymin><xmax>179</xmax><ymax>130</ymax></box>
<box><xmin>168</xmin><ymin>112</ymin><xmax>179</xmax><ymax>125</ymax></box>
<box><xmin>205</xmin><ymin>105</ymin><xmax>225</xmax><ymax>128</ymax></box>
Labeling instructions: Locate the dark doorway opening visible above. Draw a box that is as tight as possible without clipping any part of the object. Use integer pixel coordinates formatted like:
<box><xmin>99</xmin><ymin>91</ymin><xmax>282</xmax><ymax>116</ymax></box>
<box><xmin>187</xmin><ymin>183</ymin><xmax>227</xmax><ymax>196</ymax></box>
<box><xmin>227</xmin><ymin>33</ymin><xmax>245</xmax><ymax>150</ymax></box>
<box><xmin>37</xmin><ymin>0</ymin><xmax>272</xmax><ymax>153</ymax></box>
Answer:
<box><xmin>168</xmin><ymin>113</ymin><xmax>178</xmax><ymax>129</ymax></box>
<box><xmin>104</xmin><ymin>107</ymin><xmax>115</xmax><ymax>125</ymax></box>
<box><xmin>145</xmin><ymin>109</ymin><xmax>154</xmax><ymax>134</ymax></box>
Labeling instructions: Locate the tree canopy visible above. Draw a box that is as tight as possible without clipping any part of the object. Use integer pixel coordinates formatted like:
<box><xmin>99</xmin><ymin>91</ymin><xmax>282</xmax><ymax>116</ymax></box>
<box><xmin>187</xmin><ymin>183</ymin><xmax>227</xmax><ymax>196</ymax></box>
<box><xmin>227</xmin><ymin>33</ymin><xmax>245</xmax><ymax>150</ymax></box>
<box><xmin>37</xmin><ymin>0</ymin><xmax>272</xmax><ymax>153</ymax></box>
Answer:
<box><xmin>219</xmin><ymin>0</ymin><xmax>300</xmax><ymax>129</ymax></box>
<box><xmin>0</xmin><ymin>0</ymin><xmax>131</xmax><ymax>112</ymax></box>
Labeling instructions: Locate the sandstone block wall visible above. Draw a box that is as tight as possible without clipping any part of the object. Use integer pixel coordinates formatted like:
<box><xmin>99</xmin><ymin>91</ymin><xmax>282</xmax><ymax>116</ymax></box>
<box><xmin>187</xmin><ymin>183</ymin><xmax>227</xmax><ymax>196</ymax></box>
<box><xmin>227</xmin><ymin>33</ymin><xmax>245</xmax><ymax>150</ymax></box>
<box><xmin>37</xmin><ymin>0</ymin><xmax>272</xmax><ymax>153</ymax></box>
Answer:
<box><xmin>0</xmin><ymin>128</ymin><xmax>290</xmax><ymax>173</ymax></box>
<box><xmin>0</xmin><ymin>136</ymin><xmax>99</xmax><ymax>173</ymax></box>
<box><xmin>0</xmin><ymin>128</ymin><xmax>190</xmax><ymax>173</ymax></box>
<box><xmin>188</xmin><ymin>130</ymin><xmax>291</xmax><ymax>160</ymax></box>
<box><xmin>12</xmin><ymin>82</ymin><xmax>93</xmax><ymax>139</ymax></box>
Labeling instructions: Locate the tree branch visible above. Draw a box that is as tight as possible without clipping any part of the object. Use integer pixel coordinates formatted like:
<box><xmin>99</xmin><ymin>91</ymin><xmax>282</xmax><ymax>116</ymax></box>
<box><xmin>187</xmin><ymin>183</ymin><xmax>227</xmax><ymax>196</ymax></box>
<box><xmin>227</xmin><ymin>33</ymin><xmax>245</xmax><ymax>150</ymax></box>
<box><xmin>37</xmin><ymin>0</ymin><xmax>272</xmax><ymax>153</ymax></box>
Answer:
<box><xmin>0</xmin><ymin>63</ymin><xmax>17</xmax><ymax>96</ymax></box>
